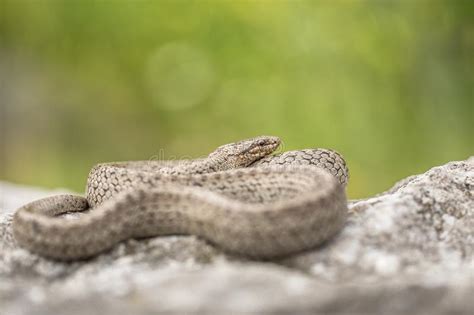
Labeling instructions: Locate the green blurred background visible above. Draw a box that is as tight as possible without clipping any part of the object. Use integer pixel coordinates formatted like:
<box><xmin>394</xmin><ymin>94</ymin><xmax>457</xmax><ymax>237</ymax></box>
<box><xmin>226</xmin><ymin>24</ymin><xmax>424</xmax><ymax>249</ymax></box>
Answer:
<box><xmin>1</xmin><ymin>0</ymin><xmax>473</xmax><ymax>199</ymax></box>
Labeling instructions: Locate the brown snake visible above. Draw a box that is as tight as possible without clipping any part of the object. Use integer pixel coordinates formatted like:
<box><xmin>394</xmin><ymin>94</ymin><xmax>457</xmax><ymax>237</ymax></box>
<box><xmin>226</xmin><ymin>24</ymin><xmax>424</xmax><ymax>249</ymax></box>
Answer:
<box><xmin>13</xmin><ymin>136</ymin><xmax>349</xmax><ymax>260</ymax></box>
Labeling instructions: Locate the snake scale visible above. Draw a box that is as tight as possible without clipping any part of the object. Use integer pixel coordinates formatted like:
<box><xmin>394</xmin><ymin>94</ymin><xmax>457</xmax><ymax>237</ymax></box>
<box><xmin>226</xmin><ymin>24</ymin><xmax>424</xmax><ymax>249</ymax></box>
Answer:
<box><xmin>13</xmin><ymin>136</ymin><xmax>349</xmax><ymax>260</ymax></box>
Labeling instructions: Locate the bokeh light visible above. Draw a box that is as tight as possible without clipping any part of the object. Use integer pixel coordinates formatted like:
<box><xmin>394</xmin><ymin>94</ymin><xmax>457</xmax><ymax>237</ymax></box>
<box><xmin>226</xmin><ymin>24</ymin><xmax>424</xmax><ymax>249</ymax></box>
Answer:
<box><xmin>146</xmin><ymin>41</ymin><xmax>215</xmax><ymax>110</ymax></box>
<box><xmin>1</xmin><ymin>0</ymin><xmax>473</xmax><ymax>198</ymax></box>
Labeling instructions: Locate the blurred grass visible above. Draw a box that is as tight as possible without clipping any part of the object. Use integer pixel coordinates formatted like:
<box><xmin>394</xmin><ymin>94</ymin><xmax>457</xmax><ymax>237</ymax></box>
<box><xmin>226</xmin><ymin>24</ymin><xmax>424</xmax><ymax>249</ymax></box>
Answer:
<box><xmin>1</xmin><ymin>0</ymin><xmax>473</xmax><ymax>199</ymax></box>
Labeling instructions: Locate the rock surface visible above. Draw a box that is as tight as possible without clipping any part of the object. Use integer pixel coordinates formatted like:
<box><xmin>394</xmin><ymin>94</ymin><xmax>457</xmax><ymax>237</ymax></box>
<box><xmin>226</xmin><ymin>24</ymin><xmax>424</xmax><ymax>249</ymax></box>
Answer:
<box><xmin>0</xmin><ymin>158</ymin><xmax>473</xmax><ymax>315</ymax></box>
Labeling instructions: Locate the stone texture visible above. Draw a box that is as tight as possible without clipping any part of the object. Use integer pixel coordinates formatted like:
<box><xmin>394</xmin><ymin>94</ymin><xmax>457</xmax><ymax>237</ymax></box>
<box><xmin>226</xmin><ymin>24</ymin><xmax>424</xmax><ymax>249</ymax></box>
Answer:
<box><xmin>0</xmin><ymin>158</ymin><xmax>473</xmax><ymax>315</ymax></box>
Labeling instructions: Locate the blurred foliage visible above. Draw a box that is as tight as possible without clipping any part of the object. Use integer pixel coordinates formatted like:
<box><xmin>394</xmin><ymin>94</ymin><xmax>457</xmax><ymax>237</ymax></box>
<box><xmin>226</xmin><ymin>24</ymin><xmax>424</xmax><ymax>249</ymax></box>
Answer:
<box><xmin>1</xmin><ymin>0</ymin><xmax>473</xmax><ymax>198</ymax></box>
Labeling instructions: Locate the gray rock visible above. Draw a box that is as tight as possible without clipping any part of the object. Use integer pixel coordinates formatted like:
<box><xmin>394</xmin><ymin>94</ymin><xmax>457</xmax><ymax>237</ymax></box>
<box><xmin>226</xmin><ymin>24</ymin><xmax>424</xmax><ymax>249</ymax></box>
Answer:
<box><xmin>0</xmin><ymin>158</ymin><xmax>473</xmax><ymax>315</ymax></box>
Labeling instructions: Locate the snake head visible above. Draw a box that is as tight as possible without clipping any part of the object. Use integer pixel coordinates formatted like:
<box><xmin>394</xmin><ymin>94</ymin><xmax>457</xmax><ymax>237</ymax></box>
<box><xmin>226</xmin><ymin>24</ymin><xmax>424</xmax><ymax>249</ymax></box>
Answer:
<box><xmin>209</xmin><ymin>136</ymin><xmax>281</xmax><ymax>169</ymax></box>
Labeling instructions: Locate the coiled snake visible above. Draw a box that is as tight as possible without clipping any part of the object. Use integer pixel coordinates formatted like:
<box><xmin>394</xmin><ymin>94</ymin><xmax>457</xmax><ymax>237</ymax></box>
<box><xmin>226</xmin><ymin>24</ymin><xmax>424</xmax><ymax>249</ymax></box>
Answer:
<box><xmin>13</xmin><ymin>136</ymin><xmax>349</xmax><ymax>260</ymax></box>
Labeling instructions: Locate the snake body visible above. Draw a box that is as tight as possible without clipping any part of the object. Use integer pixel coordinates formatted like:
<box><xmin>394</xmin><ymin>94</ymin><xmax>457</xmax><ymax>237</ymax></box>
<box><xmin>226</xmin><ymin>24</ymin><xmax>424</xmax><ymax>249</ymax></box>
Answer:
<box><xmin>13</xmin><ymin>136</ymin><xmax>349</xmax><ymax>260</ymax></box>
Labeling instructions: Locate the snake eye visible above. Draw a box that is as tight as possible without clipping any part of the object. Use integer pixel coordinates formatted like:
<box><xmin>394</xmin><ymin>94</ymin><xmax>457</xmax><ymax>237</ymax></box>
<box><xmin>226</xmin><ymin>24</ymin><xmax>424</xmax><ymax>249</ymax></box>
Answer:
<box><xmin>258</xmin><ymin>140</ymin><xmax>266</xmax><ymax>146</ymax></box>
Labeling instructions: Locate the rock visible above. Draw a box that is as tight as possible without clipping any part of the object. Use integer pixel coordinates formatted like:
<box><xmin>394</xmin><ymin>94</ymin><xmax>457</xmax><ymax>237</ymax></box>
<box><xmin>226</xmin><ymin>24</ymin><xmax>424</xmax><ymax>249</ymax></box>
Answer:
<box><xmin>0</xmin><ymin>158</ymin><xmax>473</xmax><ymax>315</ymax></box>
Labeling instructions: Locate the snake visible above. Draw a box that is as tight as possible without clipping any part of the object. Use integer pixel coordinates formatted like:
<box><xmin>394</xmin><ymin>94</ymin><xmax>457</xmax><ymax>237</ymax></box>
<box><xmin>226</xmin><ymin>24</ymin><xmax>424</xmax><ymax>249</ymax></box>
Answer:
<box><xmin>12</xmin><ymin>136</ymin><xmax>349</xmax><ymax>260</ymax></box>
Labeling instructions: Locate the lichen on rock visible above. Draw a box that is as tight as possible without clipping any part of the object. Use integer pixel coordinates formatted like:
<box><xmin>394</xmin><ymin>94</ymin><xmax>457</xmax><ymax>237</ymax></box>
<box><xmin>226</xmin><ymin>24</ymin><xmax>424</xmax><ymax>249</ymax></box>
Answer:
<box><xmin>0</xmin><ymin>158</ymin><xmax>472</xmax><ymax>315</ymax></box>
